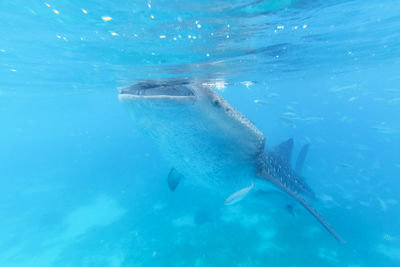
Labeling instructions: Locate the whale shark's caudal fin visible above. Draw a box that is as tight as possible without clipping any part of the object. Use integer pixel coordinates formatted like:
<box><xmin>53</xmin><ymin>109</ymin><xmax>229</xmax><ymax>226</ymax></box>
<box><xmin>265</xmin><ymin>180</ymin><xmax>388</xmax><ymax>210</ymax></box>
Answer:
<box><xmin>274</xmin><ymin>138</ymin><xmax>294</xmax><ymax>164</ymax></box>
<box><xmin>167</xmin><ymin>168</ymin><xmax>184</xmax><ymax>192</ymax></box>
<box><xmin>295</xmin><ymin>143</ymin><xmax>309</xmax><ymax>176</ymax></box>
<box><xmin>261</xmin><ymin>172</ymin><xmax>344</xmax><ymax>243</ymax></box>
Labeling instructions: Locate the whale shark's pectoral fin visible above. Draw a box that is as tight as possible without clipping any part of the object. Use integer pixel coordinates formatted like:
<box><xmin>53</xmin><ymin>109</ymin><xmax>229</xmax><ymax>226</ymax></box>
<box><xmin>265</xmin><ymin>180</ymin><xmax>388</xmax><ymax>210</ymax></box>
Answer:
<box><xmin>262</xmin><ymin>173</ymin><xmax>344</xmax><ymax>243</ymax></box>
<box><xmin>295</xmin><ymin>143</ymin><xmax>309</xmax><ymax>176</ymax></box>
<box><xmin>224</xmin><ymin>182</ymin><xmax>255</xmax><ymax>205</ymax></box>
<box><xmin>167</xmin><ymin>168</ymin><xmax>184</xmax><ymax>192</ymax></box>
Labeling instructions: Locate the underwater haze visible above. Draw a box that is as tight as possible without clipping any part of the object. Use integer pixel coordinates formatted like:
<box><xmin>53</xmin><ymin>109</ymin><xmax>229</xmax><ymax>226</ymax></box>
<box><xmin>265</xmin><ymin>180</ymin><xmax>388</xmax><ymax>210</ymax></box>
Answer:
<box><xmin>1</xmin><ymin>0</ymin><xmax>400</xmax><ymax>266</ymax></box>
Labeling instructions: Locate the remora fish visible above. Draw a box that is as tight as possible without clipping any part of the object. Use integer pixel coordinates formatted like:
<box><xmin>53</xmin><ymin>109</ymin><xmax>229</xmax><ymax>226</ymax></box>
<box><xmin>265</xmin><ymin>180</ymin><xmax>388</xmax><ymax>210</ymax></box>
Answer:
<box><xmin>119</xmin><ymin>79</ymin><xmax>343</xmax><ymax>242</ymax></box>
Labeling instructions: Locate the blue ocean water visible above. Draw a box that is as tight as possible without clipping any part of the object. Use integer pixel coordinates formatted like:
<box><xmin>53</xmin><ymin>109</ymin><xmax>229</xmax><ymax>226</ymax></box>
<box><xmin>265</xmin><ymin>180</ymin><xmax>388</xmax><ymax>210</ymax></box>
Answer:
<box><xmin>1</xmin><ymin>0</ymin><xmax>400</xmax><ymax>266</ymax></box>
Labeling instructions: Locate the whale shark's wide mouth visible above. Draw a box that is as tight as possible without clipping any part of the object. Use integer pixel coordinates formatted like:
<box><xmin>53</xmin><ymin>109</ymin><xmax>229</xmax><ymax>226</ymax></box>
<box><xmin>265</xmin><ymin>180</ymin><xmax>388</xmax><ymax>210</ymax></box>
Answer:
<box><xmin>119</xmin><ymin>79</ymin><xmax>195</xmax><ymax>99</ymax></box>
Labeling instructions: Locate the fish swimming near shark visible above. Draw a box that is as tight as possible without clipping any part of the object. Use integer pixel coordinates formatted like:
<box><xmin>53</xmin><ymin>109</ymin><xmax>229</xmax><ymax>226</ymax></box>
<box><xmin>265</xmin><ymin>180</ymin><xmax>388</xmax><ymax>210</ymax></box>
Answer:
<box><xmin>119</xmin><ymin>79</ymin><xmax>343</xmax><ymax>242</ymax></box>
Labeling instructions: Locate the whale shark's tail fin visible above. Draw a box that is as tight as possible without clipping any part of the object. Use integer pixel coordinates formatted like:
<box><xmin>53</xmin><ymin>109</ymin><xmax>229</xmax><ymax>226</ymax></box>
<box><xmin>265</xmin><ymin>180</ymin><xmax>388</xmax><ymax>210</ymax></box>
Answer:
<box><xmin>295</xmin><ymin>143</ymin><xmax>309</xmax><ymax>176</ymax></box>
<box><xmin>261</xmin><ymin>172</ymin><xmax>344</xmax><ymax>243</ymax></box>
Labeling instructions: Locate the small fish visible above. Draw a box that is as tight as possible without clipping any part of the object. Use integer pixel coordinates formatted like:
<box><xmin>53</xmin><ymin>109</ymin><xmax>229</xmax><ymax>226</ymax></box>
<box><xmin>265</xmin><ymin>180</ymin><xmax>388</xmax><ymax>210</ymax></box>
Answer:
<box><xmin>377</xmin><ymin>197</ymin><xmax>388</xmax><ymax>211</ymax></box>
<box><xmin>339</xmin><ymin>163</ymin><xmax>352</xmax><ymax>168</ymax></box>
<box><xmin>348</xmin><ymin>96</ymin><xmax>359</xmax><ymax>102</ymax></box>
<box><xmin>319</xmin><ymin>194</ymin><xmax>333</xmax><ymax>202</ymax></box>
<box><xmin>301</xmin><ymin>116</ymin><xmax>324</xmax><ymax>122</ymax></box>
<box><xmin>329</xmin><ymin>84</ymin><xmax>357</xmax><ymax>93</ymax></box>
<box><xmin>224</xmin><ymin>182</ymin><xmax>255</xmax><ymax>205</ymax></box>
<box><xmin>282</xmin><ymin>112</ymin><xmax>297</xmax><ymax>117</ymax></box>
<box><xmin>254</xmin><ymin>99</ymin><xmax>268</xmax><ymax>105</ymax></box>
<box><xmin>371</xmin><ymin>125</ymin><xmax>397</xmax><ymax>134</ymax></box>
<box><xmin>286</xmin><ymin>105</ymin><xmax>296</xmax><ymax>111</ymax></box>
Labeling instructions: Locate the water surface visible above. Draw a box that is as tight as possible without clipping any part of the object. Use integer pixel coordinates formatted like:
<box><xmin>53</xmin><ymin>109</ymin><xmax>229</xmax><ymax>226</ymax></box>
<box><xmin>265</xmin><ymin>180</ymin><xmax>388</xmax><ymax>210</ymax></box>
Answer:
<box><xmin>1</xmin><ymin>0</ymin><xmax>400</xmax><ymax>266</ymax></box>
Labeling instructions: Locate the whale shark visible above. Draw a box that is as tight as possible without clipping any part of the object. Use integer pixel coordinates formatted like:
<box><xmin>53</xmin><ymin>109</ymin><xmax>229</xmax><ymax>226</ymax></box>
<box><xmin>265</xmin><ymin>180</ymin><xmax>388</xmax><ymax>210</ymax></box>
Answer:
<box><xmin>119</xmin><ymin>79</ymin><xmax>343</xmax><ymax>242</ymax></box>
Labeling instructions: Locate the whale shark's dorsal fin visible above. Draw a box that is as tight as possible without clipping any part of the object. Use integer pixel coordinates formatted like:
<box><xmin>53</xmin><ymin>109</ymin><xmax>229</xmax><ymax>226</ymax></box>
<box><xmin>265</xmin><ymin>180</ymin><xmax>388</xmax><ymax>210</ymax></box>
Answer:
<box><xmin>167</xmin><ymin>168</ymin><xmax>184</xmax><ymax>192</ymax></box>
<box><xmin>261</xmin><ymin>172</ymin><xmax>343</xmax><ymax>243</ymax></box>
<box><xmin>274</xmin><ymin>138</ymin><xmax>294</xmax><ymax>164</ymax></box>
<box><xmin>295</xmin><ymin>143</ymin><xmax>309</xmax><ymax>176</ymax></box>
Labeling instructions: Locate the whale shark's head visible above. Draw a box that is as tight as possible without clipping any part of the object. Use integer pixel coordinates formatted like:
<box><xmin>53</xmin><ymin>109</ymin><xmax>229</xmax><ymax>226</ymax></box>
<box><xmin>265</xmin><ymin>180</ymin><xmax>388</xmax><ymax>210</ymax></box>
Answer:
<box><xmin>118</xmin><ymin>79</ymin><xmax>199</xmax><ymax>107</ymax></box>
<box><xmin>118</xmin><ymin>79</ymin><xmax>263</xmax><ymax>138</ymax></box>
<box><xmin>118</xmin><ymin>78</ymin><xmax>241</xmax><ymax>117</ymax></box>
<box><xmin>119</xmin><ymin>79</ymin><xmax>261</xmax><ymax>124</ymax></box>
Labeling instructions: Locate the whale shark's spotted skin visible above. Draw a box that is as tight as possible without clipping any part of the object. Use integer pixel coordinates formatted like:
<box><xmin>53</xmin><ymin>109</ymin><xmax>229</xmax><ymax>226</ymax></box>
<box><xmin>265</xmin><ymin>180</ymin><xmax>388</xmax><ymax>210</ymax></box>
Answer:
<box><xmin>119</xmin><ymin>79</ymin><xmax>343</xmax><ymax>242</ymax></box>
<box><xmin>264</xmin><ymin>139</ymin><xmax>315</xmax><ymax>199</ymax></box>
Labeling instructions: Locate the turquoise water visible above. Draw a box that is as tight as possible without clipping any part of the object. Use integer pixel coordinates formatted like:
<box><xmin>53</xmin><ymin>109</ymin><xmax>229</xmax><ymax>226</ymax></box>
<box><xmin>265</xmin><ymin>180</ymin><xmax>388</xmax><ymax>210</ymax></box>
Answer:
<box><xmin>1</xmin><ymin>0</ymin><xmax>400</xmax><ymax>266</ymax></box>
